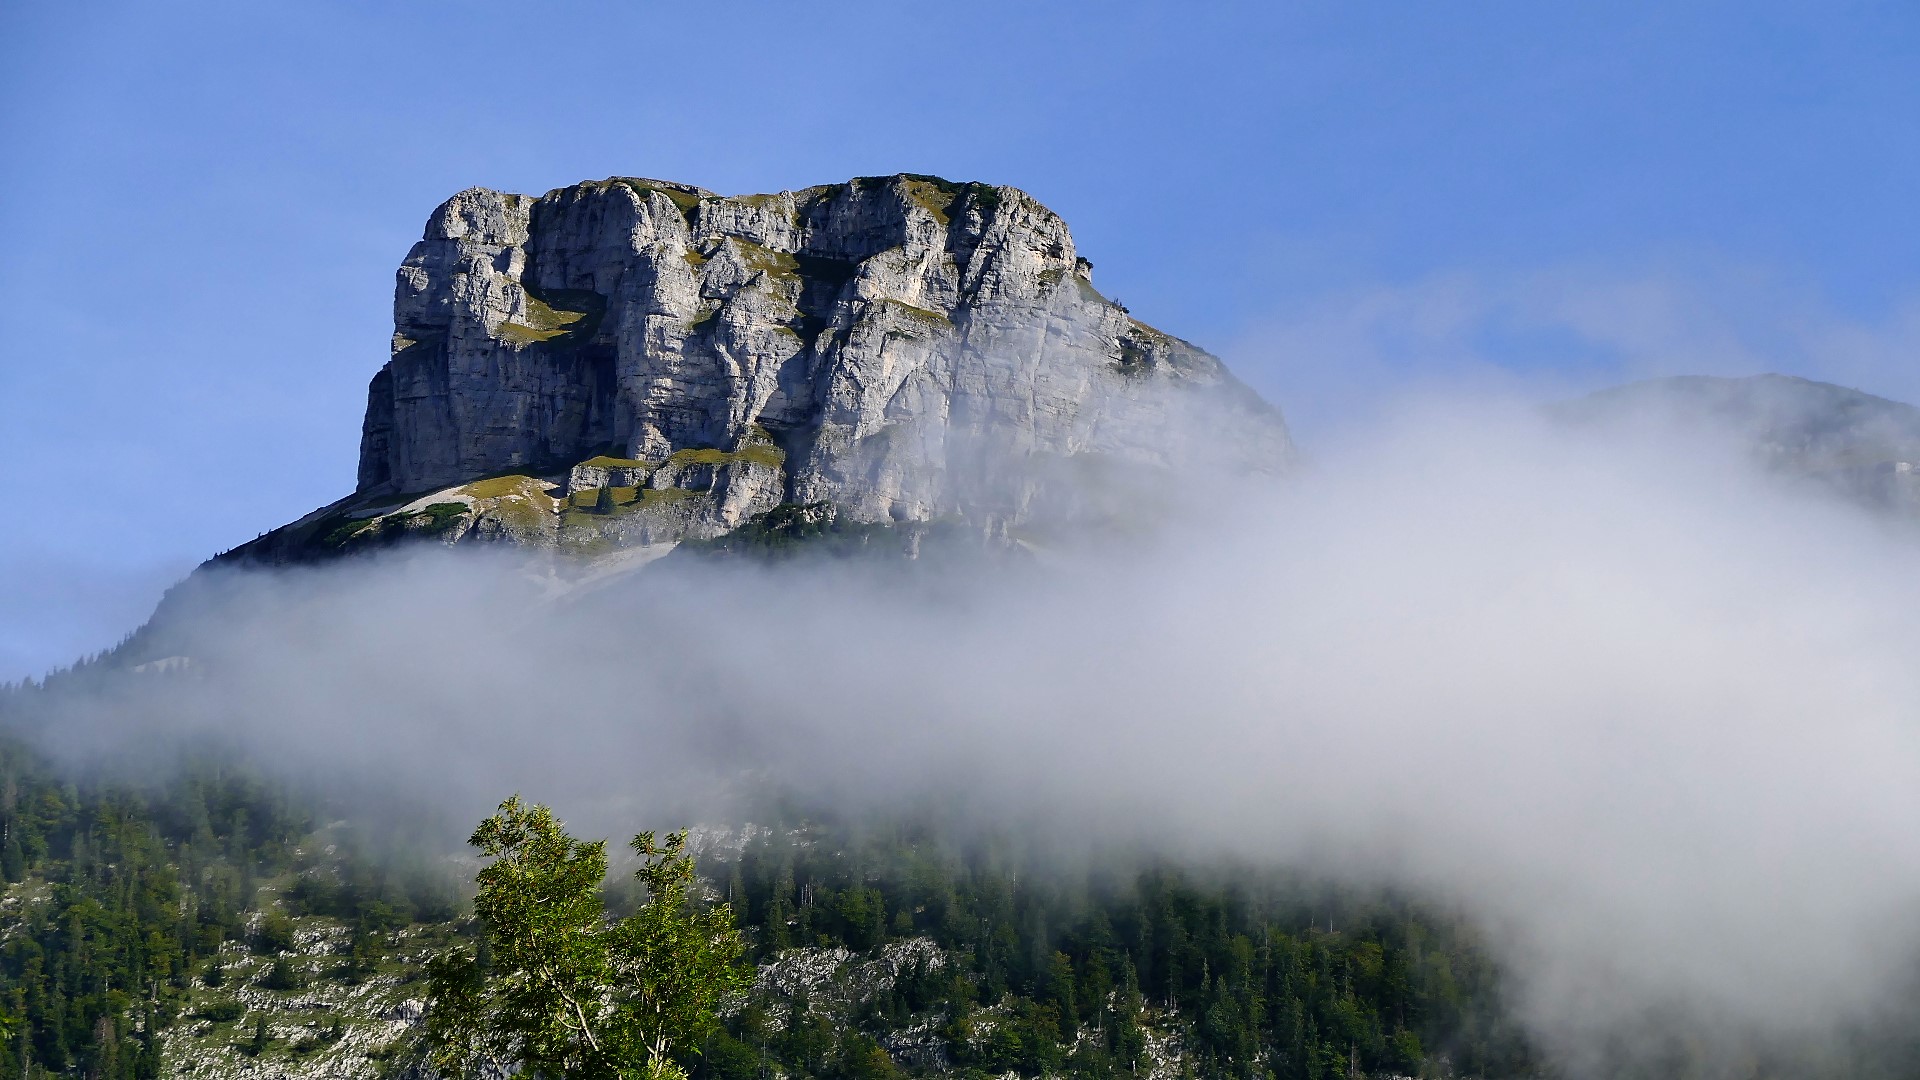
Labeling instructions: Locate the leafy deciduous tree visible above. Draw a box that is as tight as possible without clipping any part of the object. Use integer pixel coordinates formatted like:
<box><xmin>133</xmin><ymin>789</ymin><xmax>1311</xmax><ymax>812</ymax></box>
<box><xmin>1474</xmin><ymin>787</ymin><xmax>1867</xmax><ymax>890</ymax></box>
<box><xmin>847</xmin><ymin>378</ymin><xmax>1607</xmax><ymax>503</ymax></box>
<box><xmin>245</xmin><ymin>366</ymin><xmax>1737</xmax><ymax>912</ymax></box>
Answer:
<box><xmin>424</xmin><ymin>796</ymin><xmax>749</xmax><ymax>1080</ymax></box>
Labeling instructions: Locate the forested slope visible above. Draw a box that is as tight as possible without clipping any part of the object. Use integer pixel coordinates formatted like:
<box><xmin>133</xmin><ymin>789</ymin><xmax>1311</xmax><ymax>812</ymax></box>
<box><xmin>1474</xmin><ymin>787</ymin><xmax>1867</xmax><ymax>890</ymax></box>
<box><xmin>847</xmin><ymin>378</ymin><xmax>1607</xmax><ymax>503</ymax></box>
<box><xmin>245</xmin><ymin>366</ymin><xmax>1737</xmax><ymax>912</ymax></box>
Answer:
<box><xmin>0</xmin><ymin>715</ymin><xmax>1540</xmax><ymax>1080</ymax></box>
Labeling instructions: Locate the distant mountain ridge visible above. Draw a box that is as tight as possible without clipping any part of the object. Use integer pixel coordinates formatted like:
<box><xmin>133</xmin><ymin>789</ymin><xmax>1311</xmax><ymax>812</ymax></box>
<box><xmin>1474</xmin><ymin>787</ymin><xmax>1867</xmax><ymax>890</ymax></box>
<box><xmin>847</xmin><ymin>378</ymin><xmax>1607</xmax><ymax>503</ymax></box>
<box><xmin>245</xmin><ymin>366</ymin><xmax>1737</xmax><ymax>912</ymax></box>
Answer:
<box><xmin>233</xmin><ymin>174</ymin><xmax>1291</xmax><ymax>563</ymax></box>
<box><xmin>1555</xmin><ymin>373</ymin><xmax>1920</xmax><ymax>517</ymax></box>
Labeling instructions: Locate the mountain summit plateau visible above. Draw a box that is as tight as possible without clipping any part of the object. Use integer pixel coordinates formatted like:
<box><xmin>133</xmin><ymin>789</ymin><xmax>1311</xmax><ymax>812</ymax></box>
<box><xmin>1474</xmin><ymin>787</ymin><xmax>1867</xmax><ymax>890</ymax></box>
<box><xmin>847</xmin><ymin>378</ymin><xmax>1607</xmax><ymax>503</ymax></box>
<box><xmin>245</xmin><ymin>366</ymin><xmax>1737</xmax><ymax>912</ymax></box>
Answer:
<box><xmin>238</xmin><ymin>174</ymin><xmax>1291</xmax><ymax>561</ymax></box>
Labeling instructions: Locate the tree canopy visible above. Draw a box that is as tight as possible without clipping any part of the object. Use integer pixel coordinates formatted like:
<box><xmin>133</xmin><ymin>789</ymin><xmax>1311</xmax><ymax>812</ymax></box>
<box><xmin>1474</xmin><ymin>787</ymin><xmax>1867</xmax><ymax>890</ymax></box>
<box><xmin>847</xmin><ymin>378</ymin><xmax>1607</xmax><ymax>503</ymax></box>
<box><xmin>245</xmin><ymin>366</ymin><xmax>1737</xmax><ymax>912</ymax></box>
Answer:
<box><xmin>424</xmin><ymin>796</ymin><xmax>749</xmax><ymax>1080</ymax></box>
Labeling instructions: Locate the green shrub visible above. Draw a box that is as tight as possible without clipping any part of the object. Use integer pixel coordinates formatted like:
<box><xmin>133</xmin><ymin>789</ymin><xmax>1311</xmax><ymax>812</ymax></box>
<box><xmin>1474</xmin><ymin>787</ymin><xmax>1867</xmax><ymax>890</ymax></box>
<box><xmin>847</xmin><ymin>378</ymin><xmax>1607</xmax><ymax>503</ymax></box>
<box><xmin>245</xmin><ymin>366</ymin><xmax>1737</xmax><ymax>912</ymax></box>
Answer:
<box><xmin>252</xmin><ymin>910</ymin><xmax>296</xmax><ymax>954</ymax></box>
<box><xmin>260</xmin><ymin>956</ymin><xmax>305</xmax><ymax>991</ymax></box>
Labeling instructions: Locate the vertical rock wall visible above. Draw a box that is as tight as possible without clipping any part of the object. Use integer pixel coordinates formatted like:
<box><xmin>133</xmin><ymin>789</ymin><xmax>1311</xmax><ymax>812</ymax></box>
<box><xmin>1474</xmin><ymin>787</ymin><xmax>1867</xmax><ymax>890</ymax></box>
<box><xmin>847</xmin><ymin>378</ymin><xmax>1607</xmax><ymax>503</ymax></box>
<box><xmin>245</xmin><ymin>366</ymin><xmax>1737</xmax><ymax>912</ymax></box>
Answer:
<box><xmin>355</xmin><ymin>174</ymin><xmax>1292</xmax><ymax>528</ymax></box>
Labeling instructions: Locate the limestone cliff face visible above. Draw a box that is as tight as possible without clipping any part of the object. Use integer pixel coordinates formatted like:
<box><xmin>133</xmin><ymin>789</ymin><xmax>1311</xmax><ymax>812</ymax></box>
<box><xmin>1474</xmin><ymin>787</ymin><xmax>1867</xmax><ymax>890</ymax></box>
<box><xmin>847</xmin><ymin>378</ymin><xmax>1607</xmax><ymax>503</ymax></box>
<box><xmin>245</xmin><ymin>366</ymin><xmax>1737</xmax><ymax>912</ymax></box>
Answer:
<box><xmin>352</xmin><ymin>174</ymin><xmax>1290</xmax><ymax>534</ymax></box>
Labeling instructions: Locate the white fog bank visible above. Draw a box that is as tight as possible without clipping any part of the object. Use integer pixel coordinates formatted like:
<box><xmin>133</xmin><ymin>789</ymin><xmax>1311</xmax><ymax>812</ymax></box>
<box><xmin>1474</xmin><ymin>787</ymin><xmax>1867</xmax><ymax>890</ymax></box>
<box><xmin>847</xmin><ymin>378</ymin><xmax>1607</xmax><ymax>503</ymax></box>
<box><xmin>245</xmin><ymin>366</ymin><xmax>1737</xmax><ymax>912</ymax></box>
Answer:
<box><xmin>20</xmin><ymin>398</ymin><xmax>1920</xmax><ymax>1068</ymax></box>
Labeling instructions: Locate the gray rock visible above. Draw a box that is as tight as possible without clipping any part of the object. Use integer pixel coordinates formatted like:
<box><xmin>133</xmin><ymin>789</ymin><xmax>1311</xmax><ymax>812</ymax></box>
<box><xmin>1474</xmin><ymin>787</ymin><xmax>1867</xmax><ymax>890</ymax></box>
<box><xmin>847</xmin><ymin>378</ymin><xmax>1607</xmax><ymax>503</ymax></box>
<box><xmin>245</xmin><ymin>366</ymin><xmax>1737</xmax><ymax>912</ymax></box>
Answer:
<box><xmin>353</xmin><ymin>174</ymin><xmax>1292</xmax><ymax>539</ymax></box>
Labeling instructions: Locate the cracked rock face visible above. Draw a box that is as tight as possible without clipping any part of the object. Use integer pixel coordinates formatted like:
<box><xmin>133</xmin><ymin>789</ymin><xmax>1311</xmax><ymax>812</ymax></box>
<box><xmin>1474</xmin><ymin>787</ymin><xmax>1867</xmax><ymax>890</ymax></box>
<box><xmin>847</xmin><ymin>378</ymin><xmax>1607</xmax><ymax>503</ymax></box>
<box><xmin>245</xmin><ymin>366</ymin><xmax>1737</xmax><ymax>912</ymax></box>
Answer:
<box><xmin>355</xmin><ymin>174</ymin><xmax>1292</xmax><ymax>531</ymax></box>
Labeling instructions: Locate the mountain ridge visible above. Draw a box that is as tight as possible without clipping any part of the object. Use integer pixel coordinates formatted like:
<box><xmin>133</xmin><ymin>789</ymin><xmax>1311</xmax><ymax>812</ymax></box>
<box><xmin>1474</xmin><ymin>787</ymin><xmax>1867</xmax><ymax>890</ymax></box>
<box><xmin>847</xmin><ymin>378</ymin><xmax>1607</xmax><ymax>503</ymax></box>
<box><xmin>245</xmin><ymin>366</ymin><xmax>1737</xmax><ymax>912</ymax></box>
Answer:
<box><xmin>1554</xmin><ymin>372</ymin><xmax>1920</xmax><ymax>518</ymax></box>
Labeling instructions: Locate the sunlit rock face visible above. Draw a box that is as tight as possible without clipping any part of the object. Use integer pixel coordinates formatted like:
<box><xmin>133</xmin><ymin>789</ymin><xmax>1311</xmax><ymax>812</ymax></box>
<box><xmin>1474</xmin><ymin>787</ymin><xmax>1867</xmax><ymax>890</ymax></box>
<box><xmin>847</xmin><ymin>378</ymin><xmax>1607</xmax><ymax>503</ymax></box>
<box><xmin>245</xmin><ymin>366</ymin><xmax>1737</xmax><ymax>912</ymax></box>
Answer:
<box><xmin>353</xmin><ymin>174</ymin><xmax>1292</xmax><ymax>532</ymax></box>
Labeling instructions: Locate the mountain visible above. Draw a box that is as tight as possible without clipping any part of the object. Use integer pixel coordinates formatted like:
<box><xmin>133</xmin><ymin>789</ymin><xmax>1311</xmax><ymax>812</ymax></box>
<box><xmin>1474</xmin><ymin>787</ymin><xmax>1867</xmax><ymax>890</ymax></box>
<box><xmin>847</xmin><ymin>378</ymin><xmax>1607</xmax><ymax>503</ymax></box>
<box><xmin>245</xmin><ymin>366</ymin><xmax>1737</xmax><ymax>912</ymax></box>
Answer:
<box><xmin>231</xmin><ymin>174</ymin><xmax>1290</xmax><ymax>563</ymax></box>
<box><xmin>1554</xmin><ymin>373</ymin><xmax>1920</xmax><ymax>518</ymax></box>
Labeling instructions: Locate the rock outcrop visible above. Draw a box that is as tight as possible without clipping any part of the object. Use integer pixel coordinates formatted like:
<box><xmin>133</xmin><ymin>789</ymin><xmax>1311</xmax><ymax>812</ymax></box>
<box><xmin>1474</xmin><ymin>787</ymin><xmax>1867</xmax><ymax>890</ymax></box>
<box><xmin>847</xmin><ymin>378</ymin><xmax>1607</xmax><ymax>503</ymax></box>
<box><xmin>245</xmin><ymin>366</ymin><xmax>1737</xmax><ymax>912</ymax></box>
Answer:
<box><xmin>242</xmin><ymin>174</ymin><xmax>1291</xmax><ymax>561</ymax></box>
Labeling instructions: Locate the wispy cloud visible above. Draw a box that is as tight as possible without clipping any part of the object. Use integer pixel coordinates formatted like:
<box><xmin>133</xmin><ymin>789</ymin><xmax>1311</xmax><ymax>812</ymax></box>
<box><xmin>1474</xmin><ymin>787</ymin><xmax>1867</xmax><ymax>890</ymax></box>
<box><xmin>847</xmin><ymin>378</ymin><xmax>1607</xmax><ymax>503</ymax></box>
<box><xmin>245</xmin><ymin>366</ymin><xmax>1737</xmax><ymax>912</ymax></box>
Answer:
<box><xmin>1227</xmin><ymin>263</ymin><xmax>1920</xmax><ymax>442</ymax></box>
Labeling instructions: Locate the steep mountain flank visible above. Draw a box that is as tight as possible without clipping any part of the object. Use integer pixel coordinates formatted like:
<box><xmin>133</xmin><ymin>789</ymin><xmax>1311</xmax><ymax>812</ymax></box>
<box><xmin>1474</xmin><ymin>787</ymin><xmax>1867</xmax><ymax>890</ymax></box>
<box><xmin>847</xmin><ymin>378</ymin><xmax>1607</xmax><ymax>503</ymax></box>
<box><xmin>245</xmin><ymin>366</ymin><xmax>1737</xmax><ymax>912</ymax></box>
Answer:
<box><xmin>229</xmin><ymin>174</ymin><xmax>1289</xmax><ymax>561</ymax></box>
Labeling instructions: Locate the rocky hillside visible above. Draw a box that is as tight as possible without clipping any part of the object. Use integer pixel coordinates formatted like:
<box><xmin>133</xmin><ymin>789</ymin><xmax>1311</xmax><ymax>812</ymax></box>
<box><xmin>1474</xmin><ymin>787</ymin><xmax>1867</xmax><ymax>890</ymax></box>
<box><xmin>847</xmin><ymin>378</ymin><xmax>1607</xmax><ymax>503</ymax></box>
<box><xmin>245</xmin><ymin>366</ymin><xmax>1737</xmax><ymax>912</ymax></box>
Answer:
<box><xmin>1555</xmin><ymin>373</ymin><xmax>1920</xmax><ymax>518</ymax></box>
<box><xmin>236</xmin><ymin>174</ymin><xmax>1290</xmax><ymax>562</ymax></box>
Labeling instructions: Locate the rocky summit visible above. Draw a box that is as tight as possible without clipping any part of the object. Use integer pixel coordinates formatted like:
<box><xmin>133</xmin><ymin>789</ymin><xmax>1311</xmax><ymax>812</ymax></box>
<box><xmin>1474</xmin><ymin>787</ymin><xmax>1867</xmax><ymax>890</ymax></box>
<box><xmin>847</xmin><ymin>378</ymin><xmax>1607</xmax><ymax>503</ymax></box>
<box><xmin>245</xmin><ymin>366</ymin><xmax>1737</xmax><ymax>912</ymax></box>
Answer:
<box><xmin>235</xmin><ymin>174</ymin><xmax>1290</xmax><ymax>561</ymax></box>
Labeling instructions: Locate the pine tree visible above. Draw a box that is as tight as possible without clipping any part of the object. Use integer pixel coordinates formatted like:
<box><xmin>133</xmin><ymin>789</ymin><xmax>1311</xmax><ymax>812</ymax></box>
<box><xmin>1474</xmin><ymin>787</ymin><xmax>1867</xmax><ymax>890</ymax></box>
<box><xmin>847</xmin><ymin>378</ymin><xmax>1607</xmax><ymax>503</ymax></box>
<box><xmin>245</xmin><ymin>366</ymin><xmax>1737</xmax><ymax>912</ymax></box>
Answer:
<box><xmin>0</xmin><ymin>831</ymin><xmax>21</xmax><ymax>883</ymax></box>
<box><xmin>261</xmin><ymin>957</ymin><xmax>302</xmax><ymax>991</ymax></box>
<box><xmin>1047</xmin><ymin>951</ymin><xmax>1078</xmax><ymax>1036</ymax></box>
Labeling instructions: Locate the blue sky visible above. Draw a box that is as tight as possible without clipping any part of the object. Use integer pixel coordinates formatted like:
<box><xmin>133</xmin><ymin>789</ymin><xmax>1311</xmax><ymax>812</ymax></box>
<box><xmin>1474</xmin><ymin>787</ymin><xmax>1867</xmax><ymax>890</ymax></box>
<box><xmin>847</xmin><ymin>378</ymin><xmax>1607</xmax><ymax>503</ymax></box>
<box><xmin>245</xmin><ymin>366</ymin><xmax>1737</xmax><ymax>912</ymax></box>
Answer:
<box><xmin>2</xmin><ymin>1</ymin><xmax>1917</xmax><ymax>680</ymax></box>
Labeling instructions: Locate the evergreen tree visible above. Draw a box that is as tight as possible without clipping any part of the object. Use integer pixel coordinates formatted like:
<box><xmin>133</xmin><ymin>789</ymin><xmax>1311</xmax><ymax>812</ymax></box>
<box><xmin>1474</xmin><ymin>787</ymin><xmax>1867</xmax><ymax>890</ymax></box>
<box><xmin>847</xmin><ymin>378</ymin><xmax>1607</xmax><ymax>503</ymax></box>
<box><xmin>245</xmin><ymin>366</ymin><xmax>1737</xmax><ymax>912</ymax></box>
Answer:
<box><xmin>260</xmin><ymin>957</ymin><xmax>302</xmax><ymax>991</ymax></box>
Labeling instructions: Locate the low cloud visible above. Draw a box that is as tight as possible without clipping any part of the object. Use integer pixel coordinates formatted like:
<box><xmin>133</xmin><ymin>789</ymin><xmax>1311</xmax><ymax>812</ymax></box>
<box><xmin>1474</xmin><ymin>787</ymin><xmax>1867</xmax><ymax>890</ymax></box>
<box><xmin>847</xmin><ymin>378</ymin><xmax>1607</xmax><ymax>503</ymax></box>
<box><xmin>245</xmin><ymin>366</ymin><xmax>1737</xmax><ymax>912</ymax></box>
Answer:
<box><xmin>1227</xmin><ymin>263</ymin><xmax>1920</xmax><ymax>446</ymax></box>
<box><xmin>15</xmin><ymin>397</ymin><xmax>1920</xmax><ymax>1072</ymax></box>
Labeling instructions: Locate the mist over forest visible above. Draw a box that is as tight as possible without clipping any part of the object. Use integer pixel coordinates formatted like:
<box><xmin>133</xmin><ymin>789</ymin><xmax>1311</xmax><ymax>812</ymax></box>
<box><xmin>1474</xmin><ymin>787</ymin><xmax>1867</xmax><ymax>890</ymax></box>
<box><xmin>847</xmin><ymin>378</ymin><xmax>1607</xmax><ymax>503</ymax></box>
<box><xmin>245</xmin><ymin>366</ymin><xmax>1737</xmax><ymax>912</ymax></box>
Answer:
<box><xmin>9</xmin><ymin>392</ymin><xmax>1920</xmax><ymax>1078</ymax></box>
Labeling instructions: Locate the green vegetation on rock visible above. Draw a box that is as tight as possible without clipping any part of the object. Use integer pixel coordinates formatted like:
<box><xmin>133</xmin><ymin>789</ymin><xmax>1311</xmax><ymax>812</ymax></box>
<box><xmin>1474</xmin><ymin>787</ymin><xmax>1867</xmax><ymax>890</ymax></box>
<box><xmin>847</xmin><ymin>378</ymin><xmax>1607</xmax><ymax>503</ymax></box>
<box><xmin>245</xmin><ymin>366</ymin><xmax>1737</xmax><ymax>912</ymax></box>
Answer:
<box><xmin>731</xmin><ymin>237</ymin><xmax>801</xmax><ymax>281</ymax></box>
<box><xmin>313</xmin><ymin>500</ymin><xmax>470</xmax><ymax>551</ymax></box>
<box><xmin>614</xmin><ymin>179</ymin><xmax>705</xmax><ymax>228</ymax></box>
<box><xmin>901</xmin><ymin>177</ymin><xmax>958</xmax><ymax>226</ymax></box>
<box><xmin>881</xmin><ymin>298</ymin><xmax>953</xmax><ymax>329</ymax></box>
<box><xmin>635</xmin><ymin>486</ymin><xmax>698</xmax><ymax>505</ymax></box>
<box><xmin>964</xmin><ymin>181</ymin><xmax>1003</xmax><ymax>216</ymax></box>
<box><xmin>496</xmin><ymin>285</ymin><xmax>605</xmax><ymax>348</ymax></box>
<box><xmin>558</xmin><ymin>485</ymin><xmax>696</xmax><ymax>533</ymax></box>
<box><xmin>410</xmin><ymin>502</ymin><xmax>470</xmax><ymax>531</ymax></box>
<box><xmin>456</xmin><ymin>475</ymin><xmax>545</xmax><ymax>501</ymax></box>
<box><xmin>665</xmin><ymin>443</ymin><xmax>785</xmax><ymax>470</ymax></box>
<box><xmin>579</xmin><ymin>456</ymin><xmax>650</xmax><ymax>470</ymax></box>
